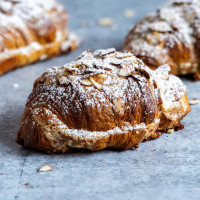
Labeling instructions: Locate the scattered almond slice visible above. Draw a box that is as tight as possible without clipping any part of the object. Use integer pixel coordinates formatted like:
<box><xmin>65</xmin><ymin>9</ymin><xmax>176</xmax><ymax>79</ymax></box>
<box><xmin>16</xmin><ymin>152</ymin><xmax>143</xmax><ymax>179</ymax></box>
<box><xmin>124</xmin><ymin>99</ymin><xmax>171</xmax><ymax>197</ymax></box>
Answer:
<box><xmin>98</xmin><ymin>18</ymin><xmax>113</xmax><ymax>27</ymax></box>
<box><xmin>167</xmin><ymin>129</ymin><xmax>174</xmax><ymax>134</ymax></box>
<box><xmin>38</xmin><ymin>165</ymin><xmax>53</xmax><ymax>172</ymax></box>
<box><xmin>189</xmin><ymin>98</ymin><xmax>199</xmax><ymax>105</ymax></box>
<box><xmin>93</xmin><ymin>74</ymin><xmax>107</xmax><ymax>84</ymax></box>
<box><xmin>123</xmin><ymin>9</ymin><xmax>135</xmax><ymax>18</ymax></box>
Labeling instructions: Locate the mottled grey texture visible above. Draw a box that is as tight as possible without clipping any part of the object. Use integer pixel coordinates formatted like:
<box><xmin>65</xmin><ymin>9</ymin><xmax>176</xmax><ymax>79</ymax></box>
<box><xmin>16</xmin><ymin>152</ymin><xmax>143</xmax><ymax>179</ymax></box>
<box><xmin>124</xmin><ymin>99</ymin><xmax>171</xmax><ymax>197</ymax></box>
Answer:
<box><xmin>1</xmin><ymin>0</ymin><xmax>200</xmax><ymax>200</ymax></box>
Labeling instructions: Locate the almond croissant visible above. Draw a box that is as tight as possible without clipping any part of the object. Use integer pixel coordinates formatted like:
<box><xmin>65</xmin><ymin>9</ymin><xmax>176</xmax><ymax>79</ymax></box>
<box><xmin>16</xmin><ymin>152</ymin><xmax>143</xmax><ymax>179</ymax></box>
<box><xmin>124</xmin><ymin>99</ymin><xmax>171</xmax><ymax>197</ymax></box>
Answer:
<box><xmin>16</xmin><ymin>48</ymin><xmax>191</xmax><ymax>153</ymax></box>
<box><xmin>0</xmin><ymin>0</ymin><xmax>80</xmax><ymax>75</ymax></box>
<box><xmin>124</xmin><ymin>0</ymin><xmax>200</xmax><ymax>79</ymax></box>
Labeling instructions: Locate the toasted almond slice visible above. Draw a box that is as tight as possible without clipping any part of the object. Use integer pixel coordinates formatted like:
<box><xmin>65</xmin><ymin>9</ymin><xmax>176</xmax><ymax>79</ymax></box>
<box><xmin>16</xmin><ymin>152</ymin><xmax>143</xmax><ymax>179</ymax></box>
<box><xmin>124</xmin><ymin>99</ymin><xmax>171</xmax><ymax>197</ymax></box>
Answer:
<box><xmin>167</xmin><ymin>129</ymin><xmax>174</xmax><ymax>134</ymax></box>
<box><xmin>189</xmin><ymin>98</ymin><xmax>199</xmax><ymax>105</ymax></box>
<box><xmin>123</xmin><ymin>9</ymin><xmax>135</xmax><ymax>18</ymax></box>
<box><xmin>97</xmin><ymin>73</ymin><xmax>107</xmax><ymax>79</ymax></box>
<box><xmin>80</xmin><ymin>78</ymin><xmax>92</xmax><ymax>86</ymax></box>
<box><xmin>93</xmin><ymin>74</ymin><xmax>107</xmax><ymax>84</ymax></box>
<box><xmin>89</xmin><ymin>76</ymin><xmax>102</xmax><ymax>90</ymax></box>
<box><xmin>38</xmin><ymin>165</ymin><xmax>53</xmax><ymax>172</ymax></box>
<box><xmin>98</xmin><ymin>18</ymin><xmax>113</xmax><ymax>27</ymax></box>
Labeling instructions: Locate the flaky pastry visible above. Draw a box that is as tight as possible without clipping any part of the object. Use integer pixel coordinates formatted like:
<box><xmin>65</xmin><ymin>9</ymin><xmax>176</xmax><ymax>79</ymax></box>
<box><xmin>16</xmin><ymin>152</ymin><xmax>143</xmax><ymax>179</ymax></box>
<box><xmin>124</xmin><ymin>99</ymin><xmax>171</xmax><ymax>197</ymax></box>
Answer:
<box><xmin>16</xmin><ymin>48</ymin><xmax>190</xmax><ymax>153</ymax></box>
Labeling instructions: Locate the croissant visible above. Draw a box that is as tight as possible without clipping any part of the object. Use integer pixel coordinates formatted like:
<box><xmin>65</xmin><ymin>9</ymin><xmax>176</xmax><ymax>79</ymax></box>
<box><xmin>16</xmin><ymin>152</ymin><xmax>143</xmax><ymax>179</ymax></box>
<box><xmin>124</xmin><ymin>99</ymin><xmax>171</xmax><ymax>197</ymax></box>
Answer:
<box><xmin>16</xmin><ymin>48</ymin><xmax>191</xmax><ymax>153</ymax></box>
<box><xmin>124</xmin><ymin>0</ymin><xmax>200</xmax><ymax>79</ymax></box>
<box><xmin>0</xmin><ymin>0</ymin><xmax>80</xmax><ymax>75</ymax></box>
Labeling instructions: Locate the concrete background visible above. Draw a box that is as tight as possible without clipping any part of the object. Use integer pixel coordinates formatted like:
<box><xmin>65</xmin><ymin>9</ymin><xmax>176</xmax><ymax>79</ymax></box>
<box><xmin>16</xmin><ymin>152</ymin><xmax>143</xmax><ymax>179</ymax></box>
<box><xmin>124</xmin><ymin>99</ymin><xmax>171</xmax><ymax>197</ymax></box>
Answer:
<box><xmin>1</xmin><ymin>0</ymin><xmax>200</xmax><ymax>199</ymax></box>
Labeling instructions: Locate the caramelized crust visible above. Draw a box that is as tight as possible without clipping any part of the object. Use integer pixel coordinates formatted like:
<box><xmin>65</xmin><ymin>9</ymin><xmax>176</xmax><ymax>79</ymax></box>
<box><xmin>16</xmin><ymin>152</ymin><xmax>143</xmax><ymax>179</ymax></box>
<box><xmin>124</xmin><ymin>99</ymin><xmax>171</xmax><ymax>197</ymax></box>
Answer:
<box><xmin>124</xmin><ymin>0</ymin><xmax>200</xmax><ymax>79</ymax></box>
<box><xmin>16</xmin><ymin>49</ymin><xmax>191</xmax><ymax>153</ymax></box>
<box><xmin>0</xmin><ymin>0</ymin><xmax>80</xmax><ymax>75</ymax></box>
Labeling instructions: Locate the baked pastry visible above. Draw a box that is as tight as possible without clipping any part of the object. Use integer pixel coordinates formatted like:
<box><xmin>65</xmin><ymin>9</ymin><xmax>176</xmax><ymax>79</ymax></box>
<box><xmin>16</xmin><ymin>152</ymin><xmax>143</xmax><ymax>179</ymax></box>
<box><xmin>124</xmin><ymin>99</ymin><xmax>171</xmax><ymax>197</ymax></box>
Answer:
<box><xmin>16</xmin><ymin>48</ymin><xmax>191</xmax><ymax>153</ymax></box>
<box><xmin>124</xmin><ymin>0</ymin><xmax>200</xmax><ymax>79</ymax></box>
<box><xmin>0</xmin><ymin>0</ymin><xmax>80</xmax><ymax>75</ymax></box>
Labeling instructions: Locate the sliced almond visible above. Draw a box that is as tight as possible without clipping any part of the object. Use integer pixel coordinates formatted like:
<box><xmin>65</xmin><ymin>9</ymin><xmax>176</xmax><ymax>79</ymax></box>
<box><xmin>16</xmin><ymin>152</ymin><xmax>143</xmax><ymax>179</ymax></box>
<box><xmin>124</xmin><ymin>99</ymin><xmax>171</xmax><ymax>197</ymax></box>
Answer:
<box><xmin>80</xmin><ymin>78</ymin><xmax>92</xmax><ymax>86</ymax></box>
<box><xmin>98</xmin><ymin>18</ymin><xmax>113</xmax><ymax>27</ymax></box>
<box><xmin>123</xmin><ymin>9</ymin><xmax>135</xmax><ymax>18</ymax></box>
<box><xmin>89</xmin><ymin>76</ymin><xmax>102</xmax><ymax>90</ymax></box>
<box><xmin>93</xmin><ymin>74</ymin><xmax>107</xmax><ymax>84</ymax></box>
<box><xmin>149</xmin><ymin>21</ymin><xmax>172</xmax><ymax>32</ymax></box>
<box><xmin>189</xmin><ymin>98</ymin><xmax>199</xmax><ymax>105</ymax></box>
<box><xmin>38</xmin><ymin>165</ymin><xmax>53</xmax><ymax>172</ymax></box>
<box><xmin>97</xmin><ymin>73</ymin><xmax>107</xmax><ymax>79</ymax></box>
<box><xmin>114</xmin><ymin>99</ymin><xmax>124</xmax><ymax>116</ymax></box>
<box><xmin>167</xmin><ymin>129</ymin><xmax>174</xmax><ymax>134</ymax></box>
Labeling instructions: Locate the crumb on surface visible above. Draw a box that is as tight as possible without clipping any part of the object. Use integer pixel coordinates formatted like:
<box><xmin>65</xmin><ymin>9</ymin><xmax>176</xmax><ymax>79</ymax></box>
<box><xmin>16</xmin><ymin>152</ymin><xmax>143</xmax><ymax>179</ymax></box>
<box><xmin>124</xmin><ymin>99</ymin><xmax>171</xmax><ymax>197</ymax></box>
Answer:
<box><xmin>123</xmin><ymin>9</ymin><xmax>135</xmax><ymax>18</ymax></box>
<box><xmin>98</xmin><ymin>17</ymin><xmax>114</xmax><ymax>27</ymax></box>
<box><xmin>134</xmin><ymin>144</ymin><xmax>139</xmax><ymax>149</ymax></box>
<box><xmin>38</xmin><ymin>164</ymin><xmax>53</xmax><ymax>172</ymax></box>
<box><xmin>167</xmin><ymin>129</ymin><xmax>174</xmax><ymax>134</ymax></box>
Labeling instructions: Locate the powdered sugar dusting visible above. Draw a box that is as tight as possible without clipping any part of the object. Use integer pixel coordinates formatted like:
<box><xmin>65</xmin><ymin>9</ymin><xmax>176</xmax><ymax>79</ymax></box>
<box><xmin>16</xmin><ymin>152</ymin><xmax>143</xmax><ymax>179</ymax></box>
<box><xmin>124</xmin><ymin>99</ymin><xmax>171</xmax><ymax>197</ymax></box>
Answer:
<box><xmin>41</xmin><ymin>108</ymin><xmax>148</xmax><ymax>139</ymax></box>
<box><xmin>27</xmin><ymin>49</ymin><xmax>187</xmax><ymax>140</ymax></box>
<box><xmin>124</xmin><ymin>0</ymin><xmax>200</xmax><ymax>74</ymax></box>
<box><xmin>152</xmin><ymin>64</ymin><xmax>187</xmax><ymax>110</ymax></box>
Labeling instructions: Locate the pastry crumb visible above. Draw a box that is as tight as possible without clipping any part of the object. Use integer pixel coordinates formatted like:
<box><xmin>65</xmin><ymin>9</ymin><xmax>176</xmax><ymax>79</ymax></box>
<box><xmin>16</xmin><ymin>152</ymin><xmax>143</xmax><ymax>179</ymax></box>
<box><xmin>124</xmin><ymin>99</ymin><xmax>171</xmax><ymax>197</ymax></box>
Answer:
<box><xmin>167</xmin><ymin>129</ymin><xmax>174</xmax><ymax>134</ymax></box>
<box><xmin>134</xmin><ymin>144</ymin><xmax>139</xmax><ymax>149</ymax></box>
<box><xmin>38</xmin><ymin>164</ymin><xmax>53</xmax><ymax>172</ymax></box>
<box><xmin>98</xmin><ymin>18</ymin><xmax>113</xmax><ymax>27</ymax></box>
<box><xmin>123</xmin><ymin>9</ymin><xmax>135</xmax><ymax>18</ymax></box>
<box><xmin>189</xmin><ymin>98</ymin><xmax>199</xmax><ymax>105</ymax></box>
<box><xmin>25</xmin><ymin>183</ymin><xmax>29</xmax><ymax>186</ymax></box>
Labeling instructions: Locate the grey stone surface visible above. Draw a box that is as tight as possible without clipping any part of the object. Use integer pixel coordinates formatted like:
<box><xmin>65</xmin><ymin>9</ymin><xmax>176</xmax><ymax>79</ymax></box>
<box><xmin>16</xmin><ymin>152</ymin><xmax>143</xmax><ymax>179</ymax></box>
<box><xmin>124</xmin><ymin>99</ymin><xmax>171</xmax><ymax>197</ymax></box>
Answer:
<box><xmin>1</xmin><ymin>0</ymin><xmax>200</xmax><ymax>199</ymax></box>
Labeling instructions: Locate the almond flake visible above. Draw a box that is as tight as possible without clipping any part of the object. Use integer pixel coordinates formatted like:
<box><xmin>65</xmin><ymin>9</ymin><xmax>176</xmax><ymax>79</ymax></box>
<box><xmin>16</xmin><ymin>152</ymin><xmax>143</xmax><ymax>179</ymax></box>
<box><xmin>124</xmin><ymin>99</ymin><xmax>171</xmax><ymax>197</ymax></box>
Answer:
<box><xmin>80</xmin><ymin>78</ymin><xmax>92</xmax><ymax>86</ymax></box>
<box><xmin>98</xmin><ymin>18</ymin><xmax>113</xmax><ymax>27</ymax></box>
<box><xmin>38</xmin><ymin>165</ymin><xmax>53</xmax><ymax>172</ymax></box>
<box><xmin>123</xmin><ymin>9</ymin><xmax>135</xmax><ymax>18</ymax></box>
<box><xmin>89</xmin><ymin>76</ymin><xmax>102</xmax><ymax>90</ymax></box>
<box><xmin>167</xmin><ymin>129</ymin><xmax>174</xmax><ymax>134</ymax></box>
<box><xmin>189</xmin><ymin>98</ymin><xmax>199</xmax><ymax>105</ymax></box>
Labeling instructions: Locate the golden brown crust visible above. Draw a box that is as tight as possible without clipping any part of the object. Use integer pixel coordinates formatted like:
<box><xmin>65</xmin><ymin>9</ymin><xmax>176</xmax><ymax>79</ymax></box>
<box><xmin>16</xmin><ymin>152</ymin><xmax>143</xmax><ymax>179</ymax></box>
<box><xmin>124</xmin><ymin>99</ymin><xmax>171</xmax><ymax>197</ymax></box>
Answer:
<box><xmin>0</xmin><ymin>0</ymin><xmax>80</xmax><ymax>75</ymax></box>
<box><xmin>124</xmin><ymin>0</ymin><xmax>200</xmax><ymax>79</ymax></box>
<box><xmin>16</xmin><ymin>49</ymin><xmax>191</xmax><ymax>153</ymax></box>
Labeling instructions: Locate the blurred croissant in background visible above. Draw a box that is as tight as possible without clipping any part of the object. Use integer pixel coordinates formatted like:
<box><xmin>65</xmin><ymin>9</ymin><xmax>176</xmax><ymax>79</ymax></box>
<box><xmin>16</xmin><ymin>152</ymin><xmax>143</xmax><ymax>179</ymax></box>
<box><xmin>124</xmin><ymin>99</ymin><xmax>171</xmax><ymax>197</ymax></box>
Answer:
<box><xmin>0</xmin><ymin>0</ymin><xmax>80</xmax><ymax>75</ymax></box>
